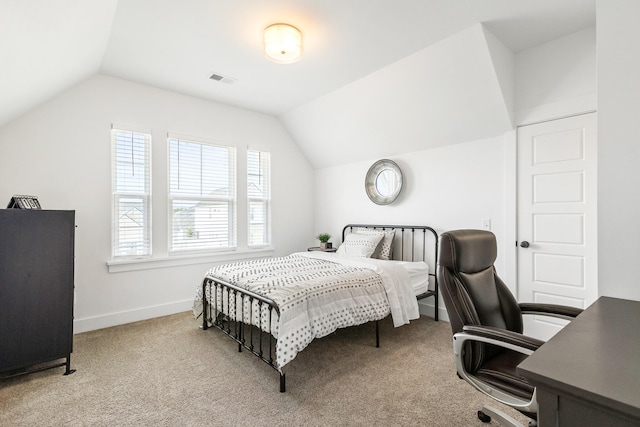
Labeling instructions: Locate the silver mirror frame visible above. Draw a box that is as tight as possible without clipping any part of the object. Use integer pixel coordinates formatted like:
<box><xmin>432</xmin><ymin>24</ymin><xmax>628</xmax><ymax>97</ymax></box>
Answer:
<box><xmin>365</xmin><ymin>159</ymin><xmax>403</xmax><ymax>205</ymax></box>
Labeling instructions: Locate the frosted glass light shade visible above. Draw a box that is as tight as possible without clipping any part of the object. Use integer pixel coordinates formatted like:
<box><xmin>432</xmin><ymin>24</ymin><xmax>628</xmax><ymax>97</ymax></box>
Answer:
<box><xmin>263</xmin><ymin>24</ymin><xmax>302</xmax><ymax>64</ymax></box>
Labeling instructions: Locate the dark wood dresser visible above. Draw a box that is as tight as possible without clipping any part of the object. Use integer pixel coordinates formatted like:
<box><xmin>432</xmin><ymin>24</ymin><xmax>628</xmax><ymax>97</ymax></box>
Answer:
<box><xmin>0</xmin><ymin>209</ymin><xmax>76</xmax><ymax>377</ymax></box>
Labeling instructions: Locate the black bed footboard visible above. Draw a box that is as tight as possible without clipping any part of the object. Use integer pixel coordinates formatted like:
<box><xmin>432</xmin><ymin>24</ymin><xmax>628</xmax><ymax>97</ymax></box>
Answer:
<box><xmin>201</xmin><ymin>275</ymin><xmax>286</xmax><ymax>392</ymax></box>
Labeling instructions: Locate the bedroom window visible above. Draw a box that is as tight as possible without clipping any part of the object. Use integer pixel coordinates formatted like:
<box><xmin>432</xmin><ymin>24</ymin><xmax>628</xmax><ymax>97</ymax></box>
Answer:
<box><xmin>111</xmin><ymin>128</ymin><xmax>152</xmax><ymax>258</ymax></box>
<box><xmin>168</xmin><ymin>137</ymin><xmax>236</xmax><ymax>252</ymax></box>
<box><xmin>247</xmin><ymin>150</ymin><xmax>271</xmax><ymax>246</ymax></box>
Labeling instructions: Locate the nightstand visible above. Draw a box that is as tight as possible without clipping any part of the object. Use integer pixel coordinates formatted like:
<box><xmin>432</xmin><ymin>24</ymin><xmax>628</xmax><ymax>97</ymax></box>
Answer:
<box><xmin>308</xmin><ymin>246</ymin><xmax>337</xmax><ymax>252</ymax></box>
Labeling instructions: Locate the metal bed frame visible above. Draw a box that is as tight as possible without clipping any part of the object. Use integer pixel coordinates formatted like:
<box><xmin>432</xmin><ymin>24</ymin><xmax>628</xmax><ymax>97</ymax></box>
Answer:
<box><xmin>343</xmin><ymin>224</ymin><xmax>439</xmax><ymax>317</ymax></box>
<box><xmin>200</xmin><ymin>224</ymin><xmax>438</xmax><ymax>392</ymax></box>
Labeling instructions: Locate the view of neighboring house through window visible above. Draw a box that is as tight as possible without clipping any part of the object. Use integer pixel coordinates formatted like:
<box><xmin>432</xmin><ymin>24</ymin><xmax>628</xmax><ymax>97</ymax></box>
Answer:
<box><xmin>168</xmin><ymin>137</ymin><xmax>236</xmax><ymax>252</ymax></box>
<box><xmin>247</xmin><ymin>150</ymin><xmax>271</xmax><ymax>246</ymax></box>
<box><xmin>111</xmin><ymin>128</ymin><xmax>151</xmax><ymax>257</ymax></box>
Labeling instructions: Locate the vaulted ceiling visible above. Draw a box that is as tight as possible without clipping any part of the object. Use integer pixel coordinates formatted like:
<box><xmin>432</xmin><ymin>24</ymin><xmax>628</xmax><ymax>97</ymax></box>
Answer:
<box><xmin>1</xmin><ymin>0</ymin><xmax>595</xmax><ymax>167</ymax></box>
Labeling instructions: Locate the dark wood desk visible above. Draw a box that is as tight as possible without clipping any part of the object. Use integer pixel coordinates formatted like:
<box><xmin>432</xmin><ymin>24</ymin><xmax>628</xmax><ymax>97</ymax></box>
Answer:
<box><xmin>517</xmin><ymin>297</ymin><xmax>640</xmax><ymax>426</ymax></box>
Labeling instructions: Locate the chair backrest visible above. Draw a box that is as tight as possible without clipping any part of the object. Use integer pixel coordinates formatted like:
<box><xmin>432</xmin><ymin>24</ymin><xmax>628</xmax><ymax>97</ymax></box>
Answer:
<box><xmin>437</xmin><ymin>230</ymin><xmax>523</xmax><ymax>370</ymax></box>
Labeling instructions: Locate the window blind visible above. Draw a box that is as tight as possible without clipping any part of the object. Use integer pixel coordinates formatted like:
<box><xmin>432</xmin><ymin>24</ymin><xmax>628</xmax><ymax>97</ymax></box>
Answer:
<box><xmin>168</xmin><ymin>138</ymin><xmax>236</xmax><ymax>252</ymax></box>
<box><xmin>111</xmin><ymin>129</ymin><xmax>151</xmax><ymax>257</ymax></box>
<box><xmin>247</xmin><ymin>150</ymin><xmax>270</xmax><ymax>246</ymax></box>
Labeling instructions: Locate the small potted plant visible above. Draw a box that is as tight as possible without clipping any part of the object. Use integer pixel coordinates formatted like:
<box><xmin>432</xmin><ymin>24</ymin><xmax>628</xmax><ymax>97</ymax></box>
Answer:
<box><xmin>316</xmin><ymin>233</ymin><xmax>331</xmax><ymax>250</ymax></box>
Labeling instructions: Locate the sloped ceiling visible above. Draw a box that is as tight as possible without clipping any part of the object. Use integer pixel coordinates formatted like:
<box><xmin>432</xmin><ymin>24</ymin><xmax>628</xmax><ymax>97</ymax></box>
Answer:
<box><xmin>0</xmin><ymin>0</ymin><xmax>118</xmax><ymax>126</ymax></box>
<box><xmin>0</xmin><ymin>0</ymin><xmax>596</xmax><ymax>168</ymax></box>
<box><xmin>281</xmin><ymin>24</ymin><xmax>514</xmax><ymax>168</ymax></box>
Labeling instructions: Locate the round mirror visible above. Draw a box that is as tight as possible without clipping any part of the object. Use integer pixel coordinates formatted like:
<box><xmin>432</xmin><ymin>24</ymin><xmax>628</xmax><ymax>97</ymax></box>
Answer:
<box><xmin>375</xmin><ymin>169</ymin><xmax>398</xmax><ymax>197</ymax></box>
<box><xmin>365</xmin><ymin>159</ymin><xmax>403</xmax><ymax>205</ymax></box>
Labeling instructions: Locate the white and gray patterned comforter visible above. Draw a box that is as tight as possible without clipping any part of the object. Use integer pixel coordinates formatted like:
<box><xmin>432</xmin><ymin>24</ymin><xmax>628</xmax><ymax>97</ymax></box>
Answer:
<box><xmin>193</xmin><ymin>251</ymin><xmax>419</xmax><ymax>370</ymax></box>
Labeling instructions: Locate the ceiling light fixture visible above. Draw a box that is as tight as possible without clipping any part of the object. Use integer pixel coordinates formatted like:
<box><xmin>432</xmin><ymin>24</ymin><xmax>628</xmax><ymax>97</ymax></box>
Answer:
<box><xmin>263</xmin><ymin>23</ymin><xmax>302</xmax><ymax>64</ymax></box>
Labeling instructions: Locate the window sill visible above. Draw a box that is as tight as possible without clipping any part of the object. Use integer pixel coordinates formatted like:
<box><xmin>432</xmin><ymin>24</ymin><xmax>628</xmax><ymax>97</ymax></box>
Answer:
<box><xmin>107</xmin><ymin>247</ymin><xmax>275</xmax><ymax>273</ymax></box>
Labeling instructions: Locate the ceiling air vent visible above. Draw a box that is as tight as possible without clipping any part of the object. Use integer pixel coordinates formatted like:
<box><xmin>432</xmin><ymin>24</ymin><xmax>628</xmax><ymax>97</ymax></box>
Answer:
<box><xmin>209</xmin><ymin>72</ymin><xmax>237</xmax><ymax>84</ymax></box>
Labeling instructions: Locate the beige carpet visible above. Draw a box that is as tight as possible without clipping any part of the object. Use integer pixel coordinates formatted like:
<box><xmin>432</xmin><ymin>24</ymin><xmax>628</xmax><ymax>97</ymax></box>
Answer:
<box><xmin>0</xmin><ymin>312</ymin><xmax>530</xmax><ymax>426</ymax></box>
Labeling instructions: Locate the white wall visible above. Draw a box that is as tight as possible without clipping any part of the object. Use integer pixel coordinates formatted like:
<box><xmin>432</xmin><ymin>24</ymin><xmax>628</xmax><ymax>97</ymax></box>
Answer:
<box><xmin>281</xmin><ymin>24</ymin><xmax>513</xmax><ymax>169</ymax></box>
<box><xmin>0</xmin><ymin>74</ymin><xmax>315</xmax><ymax>332</ymax></box>
<box><xmin>502</xmin><ymin>26</ymin><xmax>598</xmax><ymax>298</ymax></box>
<box><xmin>514</xmin><ymin>26</ymin><xmax>597</xmax><ymax>124</ymax></box>
<box><xmin>314</xmin><ymin>136</ymin><xmax>508</xmax><ymax>319</ymax></box>
<box><xmin>0</xmin><ymin>16</ymin><xmax>623</xmax><ymax>336</ymax></box>
<box><xmin>313</xmin><ymin>25</ymin><xmax>601</xmax><ymax>319</ymax></box>
<box><xmin>596</xmin><ymin>0</ymin><xmax>640</xmax><ymax>301</ymax></box>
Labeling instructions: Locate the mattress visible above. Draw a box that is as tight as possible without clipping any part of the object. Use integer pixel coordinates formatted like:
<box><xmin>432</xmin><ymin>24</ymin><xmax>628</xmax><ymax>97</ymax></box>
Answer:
<box><xmin>323</xmin><ymin>255</ymin><xmax>430</xmax><ymax>296</ymax></box>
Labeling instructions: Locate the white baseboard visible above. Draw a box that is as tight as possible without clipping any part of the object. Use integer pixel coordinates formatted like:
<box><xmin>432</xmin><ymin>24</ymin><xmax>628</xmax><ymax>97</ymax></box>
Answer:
<box><xmin>418</xmin><ymin>300</ymin><xmax>450</xmax><ymax>322</ymax></box>
<box><xmin>74</xmin><ymin>299</ymin><xmax>193</xmax><ymax>334</ymax></box>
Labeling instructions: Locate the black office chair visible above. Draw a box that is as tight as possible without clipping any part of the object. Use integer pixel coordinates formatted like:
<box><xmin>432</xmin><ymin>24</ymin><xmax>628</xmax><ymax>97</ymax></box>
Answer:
<box><xmin>437</xmin><ymin>230</ymin><xmax>582</xmax><ymax>426</ymax></box>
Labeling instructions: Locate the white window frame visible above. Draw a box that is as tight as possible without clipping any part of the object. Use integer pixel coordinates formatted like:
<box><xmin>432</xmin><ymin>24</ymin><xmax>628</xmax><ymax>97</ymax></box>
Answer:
<box><xmin>111</xmin><ymin>126</ymin><xmax>152</xmax><ymax>258</ymax></box>
<box><xmin>247</xmin><ymin>150</ymin><xmax>271</xmax><ymax>247</ymax></box>
<box><xmin>167</xmin><ymin>135</ymin><xmax>237</xmax><ymax>254</ymax></box>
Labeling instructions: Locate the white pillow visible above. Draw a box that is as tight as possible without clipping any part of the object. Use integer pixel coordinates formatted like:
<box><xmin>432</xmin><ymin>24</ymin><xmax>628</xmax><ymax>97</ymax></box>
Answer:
<box><xmin>336</xmin><ymin>232</ymin><xmax>384</xmax><ymax>258</ymax></box>
<box><xmin>344</xmin><ymin>227</ymin><xmax>396</xmax><ymax>260</ymax></box>
<box><xmin>355</xmin><ymin>227</ymin><xmax>395</xmax><ymax>260</ymax></box>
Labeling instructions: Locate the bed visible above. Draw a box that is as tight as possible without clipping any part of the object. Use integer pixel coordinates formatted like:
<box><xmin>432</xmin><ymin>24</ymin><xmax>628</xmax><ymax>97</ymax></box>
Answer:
<box><xmin>193</xmin><ymin>224</ymin><xmax>438</xmax><ymax>392</ymax></box>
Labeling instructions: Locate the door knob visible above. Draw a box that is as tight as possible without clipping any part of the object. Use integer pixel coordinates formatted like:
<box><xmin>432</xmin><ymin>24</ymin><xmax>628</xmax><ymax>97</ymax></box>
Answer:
<box><xmin>520</xmin><ymin>241</ymin><xmax>530</xmax><ymax>248</ymax></box>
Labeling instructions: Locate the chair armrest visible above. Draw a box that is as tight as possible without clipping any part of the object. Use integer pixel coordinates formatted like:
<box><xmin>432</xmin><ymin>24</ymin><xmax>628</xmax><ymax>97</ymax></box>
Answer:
<box><xmin>462</xmin><ymin>325</ymin><xmax>544</xmax><ymax>353</ymax></box>
<box><xmin>519</xmin><ymin>302</ymin><xmax>583</xmax><ymax>320</ymax></box>
<box><xmin>452</xmin><ymin>326</ymin><xmax>540</xmax><ymax>414</ymax></box>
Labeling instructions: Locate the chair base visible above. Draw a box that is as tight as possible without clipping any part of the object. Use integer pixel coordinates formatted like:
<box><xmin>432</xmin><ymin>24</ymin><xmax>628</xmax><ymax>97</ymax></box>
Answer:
<box><xmin>477</xmin><ymin>405</ymin><xmax>536</xmax><ymax>427</ymax></box>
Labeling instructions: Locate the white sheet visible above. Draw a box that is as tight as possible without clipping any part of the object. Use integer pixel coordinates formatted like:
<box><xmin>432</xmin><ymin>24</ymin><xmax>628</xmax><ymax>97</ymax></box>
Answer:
<box><xmin>297</xmin><ymin>251</ymin><xmax>421</xmax><ymax>327</ymax></box>
<box><xmin>382</xmin><ymin>259</ymin><xmax>430</xmax><ymax>296</ymax></box>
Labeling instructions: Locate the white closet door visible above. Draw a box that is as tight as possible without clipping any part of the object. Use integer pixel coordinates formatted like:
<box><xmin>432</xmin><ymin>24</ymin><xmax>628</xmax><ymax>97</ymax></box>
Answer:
<box><xmin>517</xmin><ymin>113</ymin><xmax>597</xmax><ymax>340</ymax></box>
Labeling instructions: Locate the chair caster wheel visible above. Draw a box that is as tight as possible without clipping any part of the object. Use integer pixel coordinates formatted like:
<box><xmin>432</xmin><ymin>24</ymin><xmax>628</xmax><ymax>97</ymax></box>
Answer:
<box><xmin>477</xmin><ymin>410</ymin><xmax>492</xmax><ymax>423</ymax></box>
